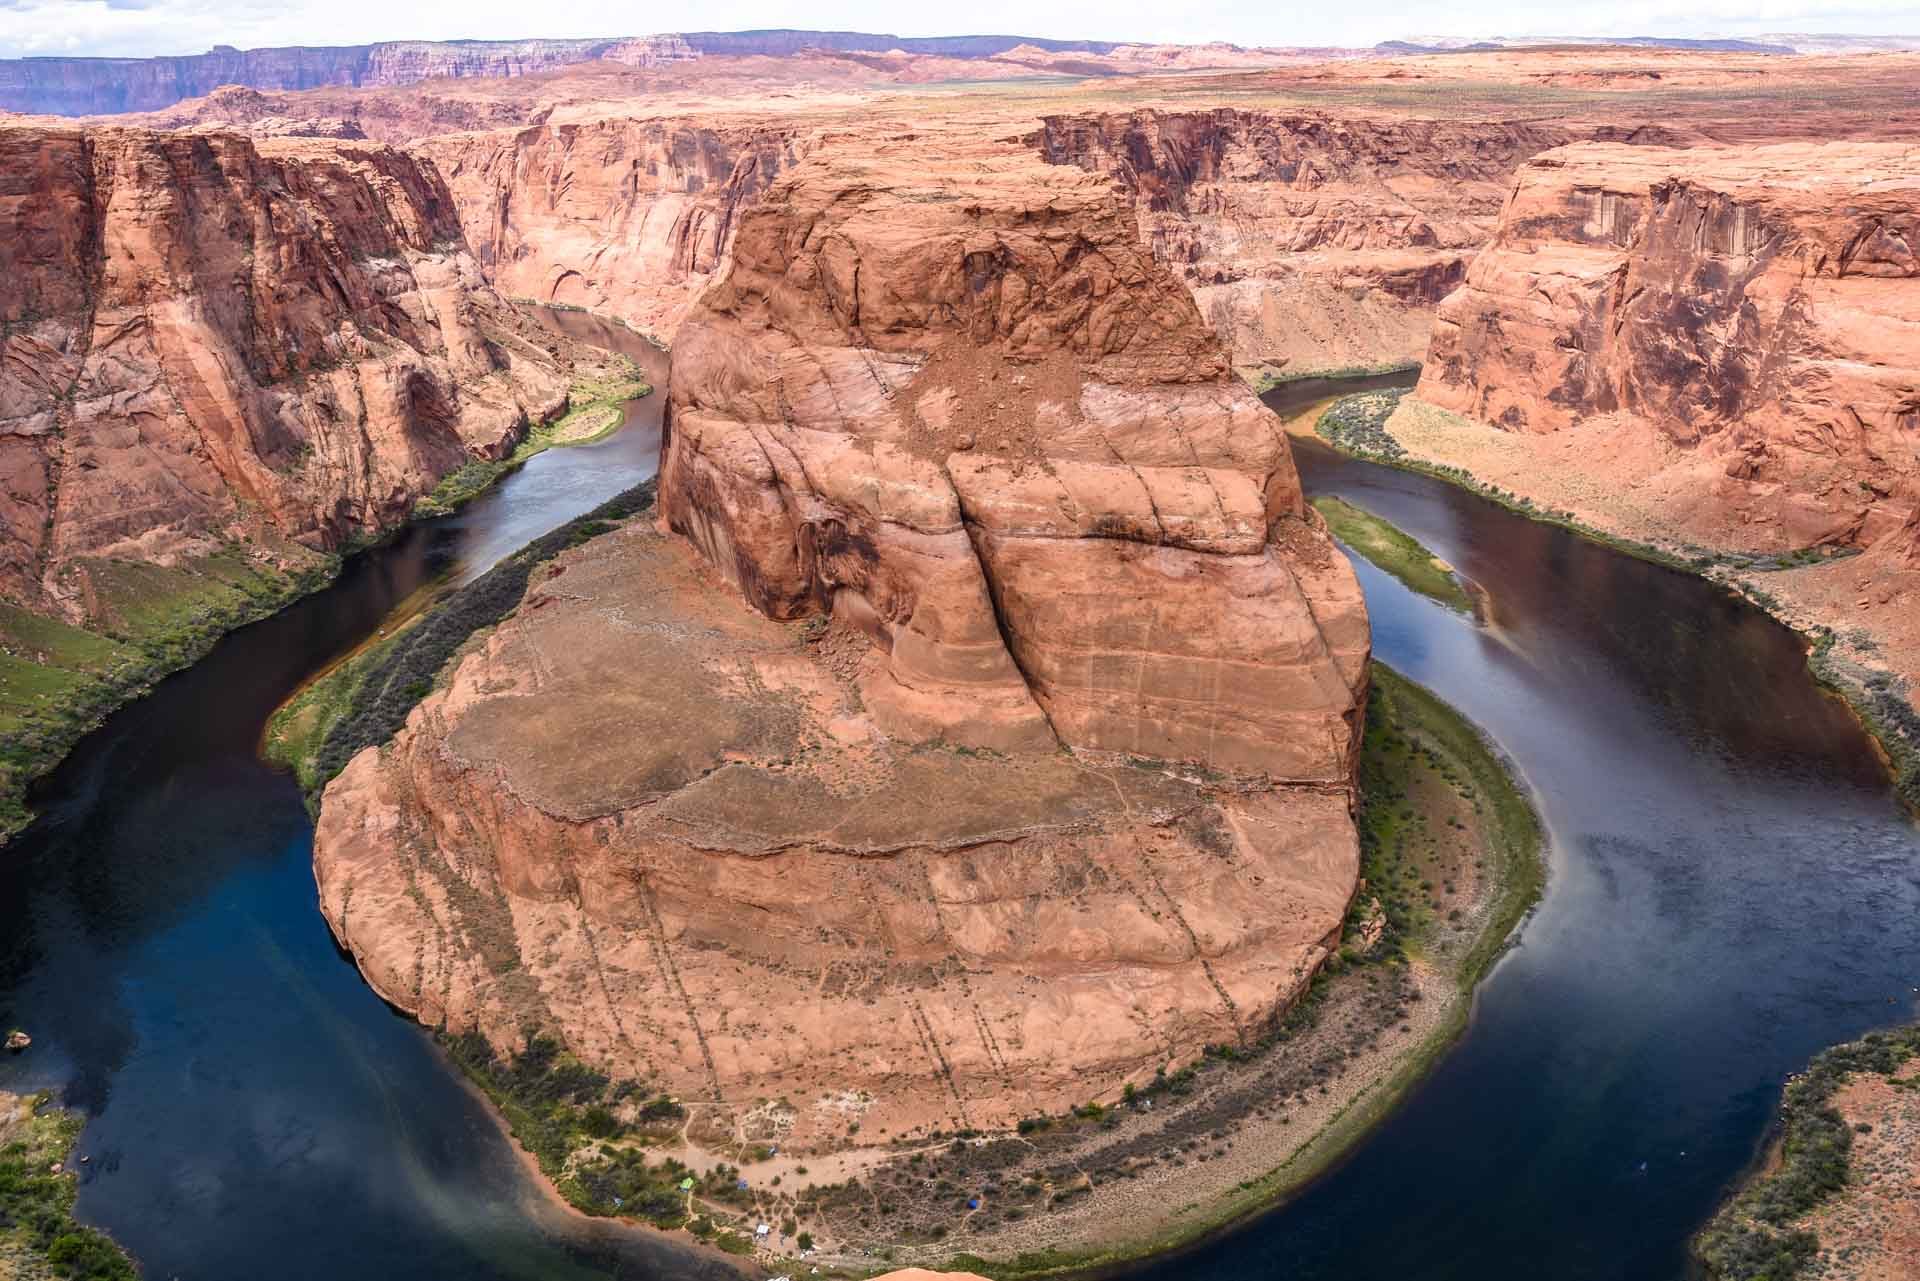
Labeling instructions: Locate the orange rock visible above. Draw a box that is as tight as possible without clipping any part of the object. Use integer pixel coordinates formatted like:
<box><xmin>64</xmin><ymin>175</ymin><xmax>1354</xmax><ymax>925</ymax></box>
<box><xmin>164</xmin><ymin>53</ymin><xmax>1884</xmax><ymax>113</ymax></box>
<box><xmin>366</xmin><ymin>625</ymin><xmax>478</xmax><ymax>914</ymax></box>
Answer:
<box><xmin>1419</xmin><ymin>140</ymin><xmax>1920</xmax><ymax>551</ymax></box>
<box><xmin>314</xmin><ymin>130</ymin><xmax>1369</xmax><ymax>1149</ymax></box>
<box><xmin>662</xmin><ymin>133</ymin><xmax>1370</xmax><ymax>772</ymax></box>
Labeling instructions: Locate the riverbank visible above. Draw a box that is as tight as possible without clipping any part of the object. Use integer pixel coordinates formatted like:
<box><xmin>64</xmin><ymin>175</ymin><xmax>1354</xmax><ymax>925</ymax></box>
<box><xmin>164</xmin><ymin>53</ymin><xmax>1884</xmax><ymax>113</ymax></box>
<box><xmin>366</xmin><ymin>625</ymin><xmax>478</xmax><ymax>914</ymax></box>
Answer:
<box><xmin>1695</xmin><ymin>1023</ymin><xmax>1920</xmax><ymax>1281</ymax></box>
<box><xmin>0</xmin><ymin>350</ymin><xmax>651</xmax><ymax>847</ymax></box>
<box><xmin>411</xmin><ymin>365</ymin><xmax>651</xmax><ymax>517</ymax></box>
<box><xmin>1312</xmin><ymin>496</ymin><xmax>1473</xmax><ymax>613</ymax></box>
<box><xmin>266</xmin><ymin>481</ymin><xmax>659</xmax><ymax>799</ymax></box>
<box><xmin>0</xmin><ymin>1089</ymin><xmax>134</xmax><ymax>1280</ymax></box>
<box><xmin>1294</xmin><ymin>388</ymin><xmax>1920</xmax><ymax>816</ymax></box>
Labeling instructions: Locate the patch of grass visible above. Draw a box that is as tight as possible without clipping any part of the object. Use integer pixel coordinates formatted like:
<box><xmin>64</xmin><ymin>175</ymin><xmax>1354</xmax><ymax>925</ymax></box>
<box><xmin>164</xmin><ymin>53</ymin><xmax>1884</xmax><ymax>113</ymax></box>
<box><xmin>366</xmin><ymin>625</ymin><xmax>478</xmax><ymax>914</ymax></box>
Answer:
<box><xmin>1247</xmin><ymin>360</ymin><xmax>1420</xmax><ymax>395</ymax></box>
<box><xmin>0</xmin><ymin>1092</ymin><xmax>136</xmax><ymax>1280</ymax></box>
<box><xmin>1695</xmin><ymin>1024</ymin><xmax>1920</xmax><ymax>1281</ymax></box>
<box><xmin>1361</xmin><ymin>666</ymin><xmax>1546</xmax><ymax>986</ymax></box>
<box><xmin>1313</xmin><ymin>389</ymin><xmax>1412</xmax><ymax>458</ymax></box>
<box><xmin>440</xmin><ymin>1030</ymin><xmax>709</xmax><ymax>1230</ymax></box>
<box><xmin>0</xmin><ymin>551</ymin><xmax>335</xmax><ymax>844</ymax></box>
<box><xmin>1808</xmin><ymin>630</ymin><xmax>1920</xmax><ymax>816</ymax></box>
<box><xmin>1313</xmin><ymin>496</ymin><xmax>1473</xmax><ymax>613</ymax></box>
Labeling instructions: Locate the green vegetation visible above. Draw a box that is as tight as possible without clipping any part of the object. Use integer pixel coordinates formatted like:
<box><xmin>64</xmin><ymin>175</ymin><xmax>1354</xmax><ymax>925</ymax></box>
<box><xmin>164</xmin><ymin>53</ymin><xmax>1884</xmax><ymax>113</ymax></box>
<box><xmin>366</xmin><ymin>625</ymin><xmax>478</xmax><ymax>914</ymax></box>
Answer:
<box><xmin>414</xmin><ymin>369</ymin><xmax>651</xmax><ymax>518</ymax></box>
<box><xmin>1247</xmin><ymin>360</ymin><xmax>1421</xmax><ymax>395</ymax></box>
<box><xmin>267</xmin><ymin>482</ymin><xmax>657</xmax><ymax>799</ymax></box>
<box><xmin>1695</xmin><ymin>1024</ymin><xmax>1920</xmax><ymax>1281</ymax></box>
<box><xmin>1313</xmin><ymin>496</ymin><xmax>1473</xmax><ymax>613</ymax></box>
<box><xmin>1808</xmin><ymin>630</ymin><xmax>1920</xmax><ymax>815</ymax></box>
<box><xmin>440</xmin><ymin>1030</ymin><xmax>736</xmax><ymax>1229</ymax></box>
<box><xmin>1360</xmin><ymin>666</ymin><xmax>1546</xmax><ymax>988</ymax></box>
<box><xmin>0</xmin><ymin>1093</ymin><xmax>135</xmax><ymax>1281</ymax></box>
<box><xmin>0</xmin><ymin>551</ymin><xmax>336</xmax><ymax>842</ymax></box>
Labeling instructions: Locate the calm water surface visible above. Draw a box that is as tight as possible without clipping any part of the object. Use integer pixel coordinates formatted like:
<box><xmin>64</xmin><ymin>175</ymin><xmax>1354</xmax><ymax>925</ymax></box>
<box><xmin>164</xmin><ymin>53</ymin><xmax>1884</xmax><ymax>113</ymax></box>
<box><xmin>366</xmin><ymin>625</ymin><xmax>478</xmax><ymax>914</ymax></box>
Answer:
<box><xmin>1</xmin><ymin>359</ymin><xmax>1913</xmax><ymax>1280</ymax></box>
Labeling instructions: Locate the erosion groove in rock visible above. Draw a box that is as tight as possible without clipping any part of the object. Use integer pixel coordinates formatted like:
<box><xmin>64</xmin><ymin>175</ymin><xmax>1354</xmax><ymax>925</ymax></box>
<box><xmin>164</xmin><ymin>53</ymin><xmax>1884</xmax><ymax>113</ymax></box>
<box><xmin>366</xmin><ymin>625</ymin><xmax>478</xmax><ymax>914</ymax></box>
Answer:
<box><xmin>314</xmin><ymin>135</ymin><xmax>1370</xmax><ymax>1147</ymax></box>
<box><xmin>420</xmin><ymin>119</ymin><xmax>812</xmax><ymax>341</ymax></box>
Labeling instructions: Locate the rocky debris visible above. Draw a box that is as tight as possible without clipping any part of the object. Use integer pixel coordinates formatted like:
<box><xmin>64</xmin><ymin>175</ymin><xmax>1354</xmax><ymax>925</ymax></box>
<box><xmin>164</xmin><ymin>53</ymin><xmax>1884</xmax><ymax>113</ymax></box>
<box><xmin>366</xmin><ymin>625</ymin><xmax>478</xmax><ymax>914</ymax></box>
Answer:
<box><xmin>1419</xmin><ymin>140</ymin><xmax>1920</xmax><ymax>555</ymax></box>
<box><xmin>314</xmin><ymin>133</ymin><xmax>1369</xmax><ymax>1150</ymax></box>
<box><xmin>0</xmin><ymin>124</ymin><xmax>578</xmax><ymax>620</ymax></box>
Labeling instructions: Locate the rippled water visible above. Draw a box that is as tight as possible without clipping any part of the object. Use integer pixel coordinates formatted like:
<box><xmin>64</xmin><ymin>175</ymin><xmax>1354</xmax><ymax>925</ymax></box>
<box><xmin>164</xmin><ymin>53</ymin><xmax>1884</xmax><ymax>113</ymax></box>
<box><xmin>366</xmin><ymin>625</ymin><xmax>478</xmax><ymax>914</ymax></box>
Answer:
<box><xmin>1</xmin><ymin>356</ymin><xmax>1912</xmax><ymax>1281</ymax></box>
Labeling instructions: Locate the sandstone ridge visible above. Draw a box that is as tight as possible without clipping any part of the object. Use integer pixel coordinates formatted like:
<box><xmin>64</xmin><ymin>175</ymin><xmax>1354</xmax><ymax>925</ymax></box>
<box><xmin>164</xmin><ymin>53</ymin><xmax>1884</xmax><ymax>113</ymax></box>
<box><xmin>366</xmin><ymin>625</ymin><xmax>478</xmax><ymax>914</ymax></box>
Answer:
<box><xmin>313</xmin><ymin>135</ymin><xmax>1370</xmax><ymax>1148</ymax></box>
<box><xmin>1419</xmin><ymin>140</ymin><xmax>1920</xmax><ymax>552</ymax></box>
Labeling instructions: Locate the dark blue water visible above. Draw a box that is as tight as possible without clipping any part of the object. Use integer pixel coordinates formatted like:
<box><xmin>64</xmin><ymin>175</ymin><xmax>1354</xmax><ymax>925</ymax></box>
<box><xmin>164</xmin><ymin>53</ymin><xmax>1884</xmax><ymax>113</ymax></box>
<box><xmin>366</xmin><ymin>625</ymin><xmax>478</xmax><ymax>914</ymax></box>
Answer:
<box><xmin>1136</xmin><ymin>433</ymin><xmax>1920</xmax><ymax>1280</ymax></box>
<box><xmin>1</xmin><ymin>352</ymin><xmax>1913</xmax><ymax>1280</ymax></box>
<box><xmin>0</xmin><ymin>315</ymin><xmax>739</xmax><ymax>1281</ymax></box>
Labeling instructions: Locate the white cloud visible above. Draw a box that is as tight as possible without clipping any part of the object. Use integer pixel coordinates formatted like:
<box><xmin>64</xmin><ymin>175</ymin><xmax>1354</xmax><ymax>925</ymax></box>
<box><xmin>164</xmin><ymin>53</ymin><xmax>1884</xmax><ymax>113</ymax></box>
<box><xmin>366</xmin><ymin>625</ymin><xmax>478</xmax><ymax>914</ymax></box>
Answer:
<box><xmin>1</xmin><ymin>0</ymin><xmax>1916</xmax><ymax>59</ymax></box>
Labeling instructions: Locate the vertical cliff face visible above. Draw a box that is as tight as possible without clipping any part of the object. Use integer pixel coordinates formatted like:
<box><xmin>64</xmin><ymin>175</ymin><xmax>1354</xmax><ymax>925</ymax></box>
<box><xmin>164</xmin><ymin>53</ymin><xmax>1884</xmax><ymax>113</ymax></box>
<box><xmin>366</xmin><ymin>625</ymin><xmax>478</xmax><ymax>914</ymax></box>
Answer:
<box><xmin>1418</xmin><ymin>141</ymin><xmax>1920</xmax><ymax>549</ymax></box>
<box><xmin>1029</xmin><ymin>109</ymin><xmax>1573</xmax><ymax>375</ymax></box>
<box><xmin>312</xmin><ymin>131</ymin><xmax>1370</xmax><ymax>1144</ymax></box>
<box><xmin>664</xmin><ymin>133</ymin><xmax>1370</xmax><ymax>776</ymax></box>
<box><xmin>420</xmin><ymin>119</ymin><xmax>809</xmax><ymax>341</ymax></box>
<box><xmin>0</xmin><ymin>125</ymin><xmax>570</xmax><ymax>617</ymax></box>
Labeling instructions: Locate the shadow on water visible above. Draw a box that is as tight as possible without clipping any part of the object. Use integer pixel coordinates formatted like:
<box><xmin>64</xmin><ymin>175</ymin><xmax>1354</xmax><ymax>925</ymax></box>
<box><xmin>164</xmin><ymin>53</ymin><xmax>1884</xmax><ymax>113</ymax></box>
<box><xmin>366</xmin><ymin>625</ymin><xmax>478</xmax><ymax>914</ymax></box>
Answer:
<box><xmin>1122</xmin><ymin>432</ymin><xmax>1920</xmax><ymax>1281</ymax></box>
<box><xmin>0</xmin><ymin>315</ymin><xmax>739</xmax><ymax>1281</ymax></box>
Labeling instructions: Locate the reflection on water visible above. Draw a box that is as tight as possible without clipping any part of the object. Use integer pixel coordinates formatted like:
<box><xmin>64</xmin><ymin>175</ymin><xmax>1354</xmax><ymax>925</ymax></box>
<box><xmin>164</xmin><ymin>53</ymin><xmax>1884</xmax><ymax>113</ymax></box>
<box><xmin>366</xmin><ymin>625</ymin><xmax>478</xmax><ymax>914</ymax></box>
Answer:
<box><xmin>1130</xmin><ymin>433</ymin><xmax>1920</xmax><ymax>1281</ymax></box>
<box><xmin>0</xmin><ymin>315</ymin><xmax>736</xmax><ymax>1281</ymax></box>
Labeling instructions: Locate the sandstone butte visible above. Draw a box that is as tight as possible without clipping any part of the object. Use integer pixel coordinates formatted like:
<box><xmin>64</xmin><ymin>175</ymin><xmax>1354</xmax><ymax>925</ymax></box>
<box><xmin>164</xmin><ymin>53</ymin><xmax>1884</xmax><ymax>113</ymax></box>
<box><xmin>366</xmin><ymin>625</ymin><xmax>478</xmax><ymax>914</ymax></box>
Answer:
<box><xmin>311</xmin><ymin>131</ymin><xmax>1372</xmax><ymax>1148</ymax></box>
<box><xmin>0</xmin><ymin>124</ymin><xmax>594</xmax><ymax>629</ymax></box>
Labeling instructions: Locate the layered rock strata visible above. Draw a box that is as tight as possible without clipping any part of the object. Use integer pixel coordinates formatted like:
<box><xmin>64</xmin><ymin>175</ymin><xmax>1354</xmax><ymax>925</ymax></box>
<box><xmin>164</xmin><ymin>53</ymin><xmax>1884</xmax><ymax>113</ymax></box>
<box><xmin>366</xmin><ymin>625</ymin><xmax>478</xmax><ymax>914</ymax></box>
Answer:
<box><xmin>0</xmin><ymin>125</ymin><xmax>574</xmax><ymax>618</ymax></box>
<box><xmin>314</xmin><ymin>136</ymin><xmax>1370</xmax><ymax>1146</ymax></box>
<box><xmin>1030</xmin><ymin>109</ymin><xmax>1573</xmax><ymax>375</ymax></box>
<box><xmin>421</xmin><ymin>120</ymin><xmax>810</xmax><ymax>341</ymax></box>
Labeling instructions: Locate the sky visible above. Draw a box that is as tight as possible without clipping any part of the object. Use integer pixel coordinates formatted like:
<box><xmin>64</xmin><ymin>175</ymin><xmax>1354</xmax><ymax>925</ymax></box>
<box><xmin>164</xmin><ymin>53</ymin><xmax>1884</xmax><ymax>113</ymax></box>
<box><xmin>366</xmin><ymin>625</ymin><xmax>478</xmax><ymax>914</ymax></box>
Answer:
<box><xmin>2</xmin><ymin>0</ymin><xmax>1919</xmax><ymax>58</ymax></box>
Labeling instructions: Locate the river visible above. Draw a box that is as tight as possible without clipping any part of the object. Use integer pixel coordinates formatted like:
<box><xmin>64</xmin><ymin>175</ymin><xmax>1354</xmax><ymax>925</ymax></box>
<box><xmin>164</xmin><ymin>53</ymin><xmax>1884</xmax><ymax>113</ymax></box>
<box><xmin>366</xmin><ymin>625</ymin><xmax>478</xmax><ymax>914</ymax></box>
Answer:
<box><xmin>0</xmin><ymin>356</ymin><xmax>1913</xmax><ymax>1281</ymax></box>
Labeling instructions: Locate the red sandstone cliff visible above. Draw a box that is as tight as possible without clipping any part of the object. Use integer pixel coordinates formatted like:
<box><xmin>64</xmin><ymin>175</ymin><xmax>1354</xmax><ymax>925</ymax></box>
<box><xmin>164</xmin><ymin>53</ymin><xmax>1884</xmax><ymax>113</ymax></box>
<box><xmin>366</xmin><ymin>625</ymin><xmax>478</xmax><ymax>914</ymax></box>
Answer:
<box><xmin>312</xmin><ymin>132</ymin><xmax>1369</xmax><ymax>1147</ymax></box>
<box><xmin>1030</xmin><ymin>109</ymin><xmax>1573</xmax><ymax>375</ymax></box>
<box><xmin>420</xmin><ymin>119</ymin><xmax>810</xmax><ymax>341</ymax></box>
<box><xmin>0</xmin><ymin>125</ymin><xmax>573</xmax><ymax>619</ymax></box>
<box><xmin>1418</xmin><ymin>141</ymin><xmax>1920</xmax><ymax>550</ymax></box>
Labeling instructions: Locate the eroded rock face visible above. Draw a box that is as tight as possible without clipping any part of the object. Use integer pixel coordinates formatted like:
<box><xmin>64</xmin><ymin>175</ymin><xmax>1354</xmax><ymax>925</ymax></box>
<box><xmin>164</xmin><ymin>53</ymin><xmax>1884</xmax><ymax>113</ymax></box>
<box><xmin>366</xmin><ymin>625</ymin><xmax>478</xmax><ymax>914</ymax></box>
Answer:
<box><xmin>1419</xmin><ymin>141</ymin><xmax>1920</xmax><ymax>550</ymax></box>
<box><xmin>1031</xmin><ymin>109</ymin><xmax>1573</xmax><ymax>375</ymax></box>
<box><xmin>314</xmin><ymin>135</ymin><xmax>1369</xmax><ymax>1147</ymax></box>
<box><xmin>663</xmin><ymin>136</ymin><xmax>1370</xmax><ymax>774</ymax></box>
<box><xmin>0</xmin><ymin>125</ymin><xmax>571</xmax><ymax>615</ymax></box>
<box><xmin>421</xmin><ymin>119</ymin><xmax>810</xmax><ymax>340</ymax></box>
